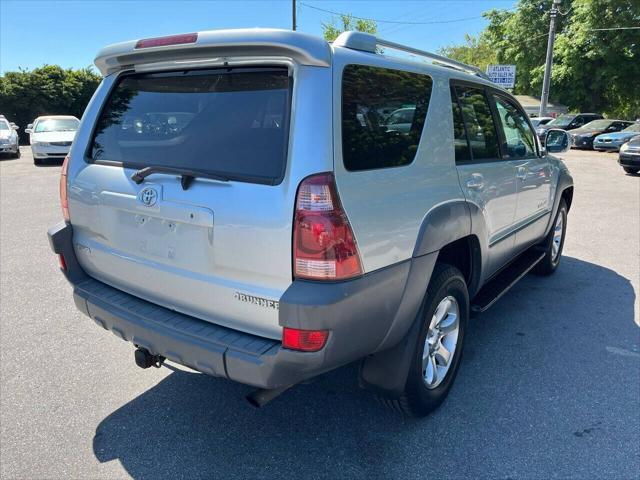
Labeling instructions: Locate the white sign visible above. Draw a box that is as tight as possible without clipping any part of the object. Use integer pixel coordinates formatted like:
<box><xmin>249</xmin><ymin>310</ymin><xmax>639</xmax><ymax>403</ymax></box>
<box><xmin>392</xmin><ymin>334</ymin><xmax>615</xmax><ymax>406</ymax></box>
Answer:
<box><xmin>486</xmin><ymin>64</ymin><xmax>516</xmax><ymax>89</ymax></box>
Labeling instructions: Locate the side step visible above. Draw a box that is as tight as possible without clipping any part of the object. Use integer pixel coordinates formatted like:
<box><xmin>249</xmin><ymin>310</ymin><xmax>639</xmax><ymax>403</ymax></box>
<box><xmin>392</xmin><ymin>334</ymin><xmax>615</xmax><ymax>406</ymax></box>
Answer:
<box><xmin>471</xmin><ymin>249</ymin><xmax>545</xmax><ymax>314</ymax></box>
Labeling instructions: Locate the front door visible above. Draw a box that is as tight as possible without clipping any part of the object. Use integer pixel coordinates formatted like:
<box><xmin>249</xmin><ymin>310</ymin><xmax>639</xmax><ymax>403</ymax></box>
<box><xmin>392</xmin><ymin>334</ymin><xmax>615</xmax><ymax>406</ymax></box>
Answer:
<box><xmin>491</xmin><ymin>94</ymin><xmax>552</xmax><ymax>250</ymax></box>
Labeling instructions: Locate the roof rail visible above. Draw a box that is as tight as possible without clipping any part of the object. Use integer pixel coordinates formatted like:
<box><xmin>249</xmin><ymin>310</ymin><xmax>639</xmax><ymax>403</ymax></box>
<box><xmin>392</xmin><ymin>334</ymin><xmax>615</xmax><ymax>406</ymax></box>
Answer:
<box><xmin>333</xmin><ymin>31</ymin><xmax>489</xmax><ymax>80</ymax></box>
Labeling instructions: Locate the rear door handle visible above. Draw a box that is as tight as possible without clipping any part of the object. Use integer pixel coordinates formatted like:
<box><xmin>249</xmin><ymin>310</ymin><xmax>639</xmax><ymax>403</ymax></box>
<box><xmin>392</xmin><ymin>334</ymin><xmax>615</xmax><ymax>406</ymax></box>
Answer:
<box><xmin>516</xmin><ymin>167</ymin><xmax>527</xmax><ymax>181</ymax></box>
<box><xmin>465</xmin><ymin>173</ymin><xmax>484</xmax><ymax>190</ymax></box>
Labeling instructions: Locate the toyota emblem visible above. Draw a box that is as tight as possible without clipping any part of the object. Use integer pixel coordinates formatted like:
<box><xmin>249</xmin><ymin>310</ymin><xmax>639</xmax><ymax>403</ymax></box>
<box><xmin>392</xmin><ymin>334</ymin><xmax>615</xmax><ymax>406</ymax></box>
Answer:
<box><xmin>139</xmin><ymin>187</ymin><xmax>158</xmax><ymax>207</ymax></box>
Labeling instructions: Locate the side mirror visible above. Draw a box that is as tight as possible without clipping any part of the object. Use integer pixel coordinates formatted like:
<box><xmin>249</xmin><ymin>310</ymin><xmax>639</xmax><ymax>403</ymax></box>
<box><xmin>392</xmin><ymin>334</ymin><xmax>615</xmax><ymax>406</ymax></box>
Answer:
<box><xmin>11</xmin><ymin>124</ymin><xmax>19</xmax><ymax>130</ymax></box>
<box><xmin>545</xmin><ymin>129</ymin><xmax>570</xmax><ymax>154</ymax></box>
<box><xmin>25</xmin><ymin>128</ymin><xmax>33</xmax><ymax>134</ymax></box>
<box><xmin>26</xmin><ymin>123</ymin><xmax>33</xmax><ymax>129</ymax></box>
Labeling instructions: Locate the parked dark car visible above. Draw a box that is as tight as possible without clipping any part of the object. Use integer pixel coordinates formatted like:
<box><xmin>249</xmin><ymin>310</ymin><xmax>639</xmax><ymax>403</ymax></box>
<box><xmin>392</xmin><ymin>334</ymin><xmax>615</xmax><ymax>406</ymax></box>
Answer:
<box><xmin>536</xmin><ymin>113</ymin><xmax>603</xmax><ymax>144</ymax></box>
<box><xmin>567</xmin><ymin>119</ymin><xmax>634</xmax><ymax>149</ymax></box>
<box><xmin>619</xmin><ymin>136</ymin><xmax>640</xmax><ymax>174</ymax></box>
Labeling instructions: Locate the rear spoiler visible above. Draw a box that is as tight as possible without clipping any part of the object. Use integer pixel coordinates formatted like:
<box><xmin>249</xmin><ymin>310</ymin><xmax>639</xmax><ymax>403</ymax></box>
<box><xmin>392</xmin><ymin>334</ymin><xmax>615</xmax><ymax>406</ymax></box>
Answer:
<box><xmin>94</xmin><ymin>28</ymin><xmax>331</xmax><ymax>76</ymax></box>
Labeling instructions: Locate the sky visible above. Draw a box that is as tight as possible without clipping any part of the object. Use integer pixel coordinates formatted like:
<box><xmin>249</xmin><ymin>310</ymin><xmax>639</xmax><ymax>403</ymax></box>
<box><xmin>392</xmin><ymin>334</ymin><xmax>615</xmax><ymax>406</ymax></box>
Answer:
<box><xmin>0</xmin><ymin>0</ymin><xmax>517</xmax><ymax>74</ymax></box>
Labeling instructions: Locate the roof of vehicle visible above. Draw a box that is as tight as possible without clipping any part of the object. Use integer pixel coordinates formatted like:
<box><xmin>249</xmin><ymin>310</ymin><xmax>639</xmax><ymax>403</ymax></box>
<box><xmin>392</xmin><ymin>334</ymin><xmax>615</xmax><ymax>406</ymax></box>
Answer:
<box><xmin>93</xmin><ymin>28</ymin><xmax>491</xmax><ymax>86</ymax></box>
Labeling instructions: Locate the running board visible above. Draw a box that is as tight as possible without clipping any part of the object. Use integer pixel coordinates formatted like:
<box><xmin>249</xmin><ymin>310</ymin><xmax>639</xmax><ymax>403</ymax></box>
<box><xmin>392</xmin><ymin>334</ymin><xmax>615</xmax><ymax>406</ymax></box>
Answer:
<box><xmin>471</xmin><ymin>249</ymin><xmax>546</xmax><ymax>314</ymax></box>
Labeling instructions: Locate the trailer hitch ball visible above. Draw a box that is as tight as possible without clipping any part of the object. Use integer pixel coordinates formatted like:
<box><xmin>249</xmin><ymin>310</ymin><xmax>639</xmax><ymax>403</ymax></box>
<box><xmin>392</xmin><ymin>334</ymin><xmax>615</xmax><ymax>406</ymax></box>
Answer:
<box><xmin>134</xmin><ymin>347</ymin><xmax>165</xmax><ymax>369</ymax></box>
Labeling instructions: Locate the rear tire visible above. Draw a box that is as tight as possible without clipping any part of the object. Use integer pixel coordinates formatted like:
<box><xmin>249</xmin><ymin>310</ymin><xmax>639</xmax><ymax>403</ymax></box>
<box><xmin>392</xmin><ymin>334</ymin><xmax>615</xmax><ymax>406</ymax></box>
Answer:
<box><xmin>623</xmin><ymin>167</ymin><xmax>639</xmax><ymax>174</ymax></box>
<box><xmin>382</xmin><ymin>263</ymin><xmax>469</xmax><ymax>417</ymax></box>
<box><xmin>532</xmin><ymin>199</ymin><xmax>567</xmax><ymax>276</ymax></box>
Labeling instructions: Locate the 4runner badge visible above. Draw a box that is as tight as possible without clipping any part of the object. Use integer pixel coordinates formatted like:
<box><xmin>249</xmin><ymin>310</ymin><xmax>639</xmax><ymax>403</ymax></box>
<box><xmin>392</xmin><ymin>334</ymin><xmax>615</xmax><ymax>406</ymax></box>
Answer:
<box><xmin>234</xmin><ymin>292</ymin><xmax>279</xmax><ymax>310</ymax></box>
<box><xmin>139</xmin><ymin>187</ymin><xmax>158</xmax><ymax>207</ymax></box>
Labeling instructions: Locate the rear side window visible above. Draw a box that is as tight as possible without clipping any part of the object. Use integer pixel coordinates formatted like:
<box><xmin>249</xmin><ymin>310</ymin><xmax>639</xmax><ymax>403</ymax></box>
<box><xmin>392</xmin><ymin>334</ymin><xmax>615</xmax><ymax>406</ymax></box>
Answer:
<box><xmin>451</xmin><ymin>87</ymin><xmax>471</xmax><ymax>163</ymax></box>
<box><xmin>454</xmin><ymin>85</ymin><xmax>500</xmax><ymax>160</ymax></box>
<box><xmin>89</xmin><ymin>68</ymin><xmax>291</xmax><ymax>185</ymax></box>
<box><xmin>342</xmin><ymin>65</ymin><xmax>432</xmax><ymax>171</ymax></box>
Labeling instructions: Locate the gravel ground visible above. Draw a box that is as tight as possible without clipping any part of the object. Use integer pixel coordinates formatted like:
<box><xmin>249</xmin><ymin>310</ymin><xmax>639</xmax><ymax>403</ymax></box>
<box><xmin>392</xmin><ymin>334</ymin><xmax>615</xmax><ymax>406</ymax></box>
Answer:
<box><xmin>1</xmin><ymin>146</ymin><xmax>638</xmax><ymax>479</ymax></box>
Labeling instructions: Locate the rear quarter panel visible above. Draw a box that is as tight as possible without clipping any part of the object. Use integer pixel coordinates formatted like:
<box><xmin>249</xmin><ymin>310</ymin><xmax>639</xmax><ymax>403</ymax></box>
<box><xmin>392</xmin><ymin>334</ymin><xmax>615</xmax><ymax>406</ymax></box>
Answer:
<box><xmin>331</xmin><ymin>49</ymin><xmax>465</xmax><ymax>273</ymax></box>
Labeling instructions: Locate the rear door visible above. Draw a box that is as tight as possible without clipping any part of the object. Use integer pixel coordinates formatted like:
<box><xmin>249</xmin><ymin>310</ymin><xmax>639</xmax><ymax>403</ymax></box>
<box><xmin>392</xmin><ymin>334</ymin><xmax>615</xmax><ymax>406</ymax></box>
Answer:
<box><xmin>451</xmin><ymin>83</ymin><xmax>518</xmax><ymax>276</ymax></box>
<box><xmin>68</xmin><ymin>66</ymin><xmax>308</xmax><ymax>339</ymax></box>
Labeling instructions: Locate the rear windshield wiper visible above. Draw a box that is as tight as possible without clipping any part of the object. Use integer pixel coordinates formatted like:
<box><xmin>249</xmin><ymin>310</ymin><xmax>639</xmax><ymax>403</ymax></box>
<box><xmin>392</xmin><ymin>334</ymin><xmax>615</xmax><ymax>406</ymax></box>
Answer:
<box><xmin>131</xmin><ymin>166</ymin><xmax>229</xmax><ymax>190</ymax></box>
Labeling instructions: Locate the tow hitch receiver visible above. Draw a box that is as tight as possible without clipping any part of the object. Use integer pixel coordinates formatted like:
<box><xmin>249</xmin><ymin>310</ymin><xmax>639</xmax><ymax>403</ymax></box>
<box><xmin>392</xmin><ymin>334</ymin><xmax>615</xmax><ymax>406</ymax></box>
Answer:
<box><xmin>134</xmin><ymin>347</ymin><xmax>165</xmax><ymax>369</ymax></box>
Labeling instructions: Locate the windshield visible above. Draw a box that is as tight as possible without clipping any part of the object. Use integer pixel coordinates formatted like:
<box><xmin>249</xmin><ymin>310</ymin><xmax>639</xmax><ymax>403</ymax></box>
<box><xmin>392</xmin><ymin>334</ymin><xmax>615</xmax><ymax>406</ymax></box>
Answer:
<box><xmin>546</xmin><ymin>115</ymin><xmax>574</xmax><ymax>128</ymax></box>
<box><xmin>0</xmin><ymin>121</ymin><xmax>9</xmax><ymax>131</ymax></box>
<box><xmin>581</xmin><ymin>119</ymin><xmax>612</xmax><ymax>130</ymax></box>
<box><xmin>34</xmin><ymin>118</ymin><xmax>79</xmax><ymax>133</ymax></box>
<box><xmin>90</xmin><ymin>68</ymin><xmax>292</xmax><ymax>185</ymax></box>
<box><xmin>623</xmin><ymin>123</ymin><xmax>640</xmax><ymax>133</ymax></box>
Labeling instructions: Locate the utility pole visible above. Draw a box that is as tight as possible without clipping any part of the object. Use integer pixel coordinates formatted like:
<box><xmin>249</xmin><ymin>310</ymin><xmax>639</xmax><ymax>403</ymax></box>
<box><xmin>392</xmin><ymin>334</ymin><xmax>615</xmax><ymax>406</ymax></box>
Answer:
<box><xmin>292</xmin><ymin>0</ymin><xmax>297</xmax><ymax>31</ymax></box>
<box><xmin>539</xmin><ymin>0</ymin><xmax>561</xmax><ymax>117</ymax></box>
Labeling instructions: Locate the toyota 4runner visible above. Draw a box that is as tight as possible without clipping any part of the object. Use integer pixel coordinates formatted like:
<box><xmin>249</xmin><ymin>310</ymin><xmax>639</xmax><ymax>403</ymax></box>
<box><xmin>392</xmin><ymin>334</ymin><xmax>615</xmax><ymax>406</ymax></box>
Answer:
<box><xmin>48</xmin><ymin>29</ymin><xmax>573</xmax><ymax>416</ymax></box>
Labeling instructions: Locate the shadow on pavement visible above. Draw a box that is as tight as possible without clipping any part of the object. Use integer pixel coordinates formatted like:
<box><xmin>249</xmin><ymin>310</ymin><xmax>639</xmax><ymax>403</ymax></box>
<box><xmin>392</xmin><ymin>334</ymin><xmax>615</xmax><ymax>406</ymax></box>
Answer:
<box><xmin>92</xmin><ymin>256</ymin><xmax>637</xmax><ymax>479</ymax></box>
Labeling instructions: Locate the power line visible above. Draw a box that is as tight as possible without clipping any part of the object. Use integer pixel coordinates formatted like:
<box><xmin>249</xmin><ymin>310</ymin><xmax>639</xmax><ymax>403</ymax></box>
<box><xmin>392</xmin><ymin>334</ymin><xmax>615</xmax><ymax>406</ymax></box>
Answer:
<box><xmin>299</xmin><ymin>1</ymin><xmax>490</xmax><ymax>25</ymax></box>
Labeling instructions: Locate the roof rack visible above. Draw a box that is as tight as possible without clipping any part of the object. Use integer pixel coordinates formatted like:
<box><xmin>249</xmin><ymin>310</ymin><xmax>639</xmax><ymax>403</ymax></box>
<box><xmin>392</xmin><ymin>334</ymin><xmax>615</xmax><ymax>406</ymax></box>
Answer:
<box><xmin>333</xmin><ymin>31</ymin><xmax>489</xmax><ymax>80</ymax></box>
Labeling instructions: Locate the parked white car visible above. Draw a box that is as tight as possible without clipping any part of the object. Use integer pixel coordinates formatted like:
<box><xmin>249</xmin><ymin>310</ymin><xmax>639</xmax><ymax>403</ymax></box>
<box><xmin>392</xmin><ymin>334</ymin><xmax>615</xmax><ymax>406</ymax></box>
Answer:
<box><xmin>0</xmin><ymin>116</ymin><xmax>20</xmax><ymax>158</ymax></box>
<box><xmin>25</xmin><ymin>116</ymin><xmax>79</xmax><ymax>165</ymax></box>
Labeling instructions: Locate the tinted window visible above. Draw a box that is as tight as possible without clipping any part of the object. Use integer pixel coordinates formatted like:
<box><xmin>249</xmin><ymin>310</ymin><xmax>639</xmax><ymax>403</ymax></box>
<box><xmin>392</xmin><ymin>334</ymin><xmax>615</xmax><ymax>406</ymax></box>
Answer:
<box><xmin>342</xmin><ymin>65</ymin><xmax>432</xmax><ymax>171</ymax></box>
<box><xmin>450</xmin><ymin>87</ymin><xmax>471</xmax><ymax>163</ymax></box>
<box><xmin>493</xmin><ymin>95</ymin><xmax>536</xmax><ymax>159</ymax></box>
<box><xmin>455</xmin><ymin>85</ymin><xmax>500</xmax><ymax>160</ymax></box>
<box><xmin>90</xmin><ymin>68</ymin><xmax>291</xmax><ymax>185</ymax></box>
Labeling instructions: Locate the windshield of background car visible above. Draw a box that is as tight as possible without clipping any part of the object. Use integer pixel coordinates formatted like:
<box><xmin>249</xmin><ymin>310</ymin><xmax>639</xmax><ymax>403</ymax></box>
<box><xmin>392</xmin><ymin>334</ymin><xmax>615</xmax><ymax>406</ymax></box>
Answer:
<box><xmin>0</xmin><ymin>121</ymin><xmax>9</xmax><ymax>131</ymax></box>
<box><xmin>342</xmin><ymin>65</ymin><xmax>432</xmax><ymax>171</ymax></box>
<box><xmin>581</xmin><ymin>120</ymin><xmax>612</xmax><ymax>130</ymax></box>
<box><xmin>34</xmin><ymin>118</ymin><xmax>79</xmax><ymax>132</ymax></box>
<box><xmin>89</xmin><ymin>68</ymin><xmax>291</xmax><ymax>185</ymax></box>
<box><xmin>546</xmin><ymin>115</ymin><xmax>573</xmax><ymax>127</ymax></box>
<box><xmin>623</xmin><ymin>123</ymin><xmax>640</xmax><ymax>133</ymax></box>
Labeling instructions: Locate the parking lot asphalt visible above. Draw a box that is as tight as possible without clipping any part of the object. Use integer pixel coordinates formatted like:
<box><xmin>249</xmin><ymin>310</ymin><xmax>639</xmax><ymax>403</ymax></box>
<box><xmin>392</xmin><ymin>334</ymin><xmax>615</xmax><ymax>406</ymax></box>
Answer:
<box><xmin>1</xmin><ymin>147</ymin><xmax>638</xmax><ymax>479</ymax></box>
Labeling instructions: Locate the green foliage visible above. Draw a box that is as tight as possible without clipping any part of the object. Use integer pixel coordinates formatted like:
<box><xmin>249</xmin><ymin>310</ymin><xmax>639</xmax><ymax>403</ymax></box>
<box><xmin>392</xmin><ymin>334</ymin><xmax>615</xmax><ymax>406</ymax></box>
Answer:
<box><xmin>439</xmin><ymin>0</ymin><xmax>640</xmax><ymax>118</ymax></box>
<box><xmin>439</xmin><ymin>34</ymin><xmax>498</xmax><ymax>73</ymax></box>
<box><xmin>0</xmin><ymin>65</ymin><xmax>101</xmax><ymax>142</ymax></box>
<box><xmin>322</xmin><ymin>14</ymin><xmax>377</xmax><ymax>42</ymax></box>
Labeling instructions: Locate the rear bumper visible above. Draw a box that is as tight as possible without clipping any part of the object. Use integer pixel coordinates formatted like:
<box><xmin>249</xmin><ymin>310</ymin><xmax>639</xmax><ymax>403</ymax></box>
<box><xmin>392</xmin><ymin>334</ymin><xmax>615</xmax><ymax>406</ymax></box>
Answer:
<box><xmin>49</xmin><ymin>221</ymin><xmax>433</xmax><ymax>389</ymax></box>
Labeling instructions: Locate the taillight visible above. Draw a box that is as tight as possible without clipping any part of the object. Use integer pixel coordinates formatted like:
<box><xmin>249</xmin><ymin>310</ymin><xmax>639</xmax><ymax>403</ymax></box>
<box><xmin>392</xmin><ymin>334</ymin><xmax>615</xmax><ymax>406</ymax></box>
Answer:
<box><xmin>135</xmin><ymin>33</ymin><xmax>198</xmax><ymax>49</ymax></box>
<box><xmin>282</xmin><ymin>327</ymin><xmax>329</xmax><ymax>352</ymax></box>
<box><xmin>293</xmin><ymin>173</ymin><xmax>363</xmax><ymax>280</ymax></box>
<box><xmin>58</xmin><ymin>254</ymin><xmax>67</xmax><ymax>272</ymax></box>
<box><xmin>60</xmin><ymin>155</ymin><xmax>69</xmax><ymax>222</ymax></box>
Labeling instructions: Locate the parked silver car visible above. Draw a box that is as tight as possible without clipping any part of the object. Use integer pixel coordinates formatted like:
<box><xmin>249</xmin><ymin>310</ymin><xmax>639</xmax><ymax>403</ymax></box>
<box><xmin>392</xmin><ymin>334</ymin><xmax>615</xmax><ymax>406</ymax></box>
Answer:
<box><xmin>48</xmin><ymin>29</ymin><xmax>573</xmax><ymax>416</ymax></box>
<box><xmin>0</xmin><ymin>116</ymin><xmax>20</xmax><ymax>158</ymax></box>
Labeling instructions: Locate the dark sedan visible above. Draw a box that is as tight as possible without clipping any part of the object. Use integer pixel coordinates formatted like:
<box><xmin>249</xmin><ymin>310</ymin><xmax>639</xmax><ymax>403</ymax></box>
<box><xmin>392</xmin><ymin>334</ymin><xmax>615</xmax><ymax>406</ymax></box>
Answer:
<box><xmin>567</xmin><ymin>119</ymin><xmax>634</xmax><ymax>149</ymax></box>
<box><xmin>619</xmin><ymin>136</ymin><xmax>640</xmax><ymax>174</ymax></box>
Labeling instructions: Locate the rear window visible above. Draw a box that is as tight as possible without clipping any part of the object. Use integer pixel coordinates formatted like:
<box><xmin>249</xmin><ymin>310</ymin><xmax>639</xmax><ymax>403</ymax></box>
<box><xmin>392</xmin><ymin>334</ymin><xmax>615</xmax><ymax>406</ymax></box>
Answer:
<box><xmin>89</xmin><ymin>68</ymin><xmax>291</xmax><ymax>185</ymax></box>
<box><xmin>342</xmin><ymin>65</ymin><xmax>432</xmax><ymax>171</ymax></box>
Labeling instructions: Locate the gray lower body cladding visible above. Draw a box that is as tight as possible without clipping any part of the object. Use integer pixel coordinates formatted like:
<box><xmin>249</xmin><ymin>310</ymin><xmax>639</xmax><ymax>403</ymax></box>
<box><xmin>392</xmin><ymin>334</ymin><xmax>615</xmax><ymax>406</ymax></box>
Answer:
<box><xmin>49</xmin><ymin>221</ymin><xmax>436</xmax><ymax>390</ymax></box>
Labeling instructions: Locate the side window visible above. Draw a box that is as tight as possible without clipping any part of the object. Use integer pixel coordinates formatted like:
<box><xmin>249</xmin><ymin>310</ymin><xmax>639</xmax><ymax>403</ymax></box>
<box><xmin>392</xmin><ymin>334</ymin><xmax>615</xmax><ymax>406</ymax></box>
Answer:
<box><xmin>450</xmin><ymin>87</ymin><xmax>471</xmax><ymax>163</ymax></box>
<box><xmin>572</xmin><ymin>117</ymin><xmax>585</xmax><ymax>128</ymax></box>
<box><xmin>454</xmin><ymin>85</ymin><xmax>500</xmax><ymax>160</ymax></box>
<box><xmin>342</xmin><ymin>65</ymin><xmax>432</xmax><ymax>171</ymax></box>
<box><xmin>492</xmin><ymin>95</ymin><xmax>536</xmax><ymax>159</ymax></box>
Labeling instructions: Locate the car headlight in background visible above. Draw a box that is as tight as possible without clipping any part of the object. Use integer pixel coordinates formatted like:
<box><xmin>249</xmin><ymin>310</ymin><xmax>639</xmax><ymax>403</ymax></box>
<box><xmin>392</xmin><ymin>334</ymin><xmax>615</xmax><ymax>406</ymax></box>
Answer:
<box><xmin>620</xmin><ymin>142</ymin><xmax>630</xmax><ymax>152</ymax></box>
<box><xmin>0</xmin><ymin>138</ymin><xmax>9</xmax><ymax>144</ymax></box>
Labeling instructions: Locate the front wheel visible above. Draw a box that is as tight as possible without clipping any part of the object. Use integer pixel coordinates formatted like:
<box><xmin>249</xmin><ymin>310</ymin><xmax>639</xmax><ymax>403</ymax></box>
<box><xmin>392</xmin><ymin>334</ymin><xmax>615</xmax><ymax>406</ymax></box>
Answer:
<box><xmin>13</xmin><ymin>147</ymin><xmax>20</xmax><ymax>159</ymax></box>
<box><xmin>623</xmin><ymin>167</ymin><xmax>639</xmax><ymax>174</ymax></box>
<box><xmin>381</xmin><ymin>264</ymin><xmax>469</xmax><ymax>417</ymax></box>
<box><xmin>533</xmin><ymin>199</ymin><xmax>567</xmax><ymax>276</ymax></box>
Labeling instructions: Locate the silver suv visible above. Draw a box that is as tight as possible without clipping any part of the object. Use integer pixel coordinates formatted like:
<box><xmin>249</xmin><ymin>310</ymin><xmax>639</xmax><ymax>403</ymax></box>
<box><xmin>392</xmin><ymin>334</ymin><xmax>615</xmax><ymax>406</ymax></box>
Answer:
<box><xmin>48</xmin><ymin>29</ymin><xmax>573</xmax><ymax>416</ymax></box>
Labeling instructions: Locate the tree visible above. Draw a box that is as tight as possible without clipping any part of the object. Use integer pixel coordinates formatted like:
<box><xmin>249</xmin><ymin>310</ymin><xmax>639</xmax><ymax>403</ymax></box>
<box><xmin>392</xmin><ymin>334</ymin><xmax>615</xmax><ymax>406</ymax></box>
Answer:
<box><xmin>0</xmin><ymin>65</ymin><xmax>101</xmax><ymax>143</ymax></box>
<box><xmin>439</xmin><ymin>34</ymin><xmax>498</xmax><ymax>74</ymax></box>
<box><xmin>438</xmin><ymin>0</ymin><xmax>640</xmax><ymax>118</ymax></box>
<box><xmin>322</xmin><ymin>14</ymin><xmax>377</xmax><ymax>42</ymax></box>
